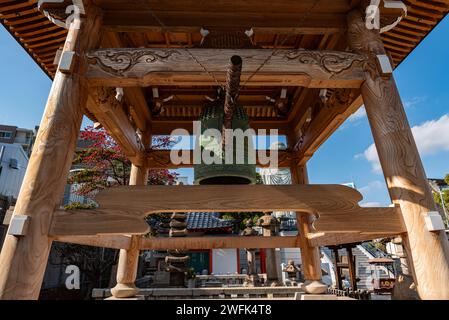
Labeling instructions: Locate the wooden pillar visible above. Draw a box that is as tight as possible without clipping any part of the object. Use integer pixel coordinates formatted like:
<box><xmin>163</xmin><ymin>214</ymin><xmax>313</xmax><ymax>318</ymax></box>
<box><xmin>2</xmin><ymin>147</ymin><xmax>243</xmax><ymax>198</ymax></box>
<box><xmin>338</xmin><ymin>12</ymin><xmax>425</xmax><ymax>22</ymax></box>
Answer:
<box><xmin>111</xmin><ymin>127</ymin><xmax>150</xmax><ymax>298</ymax></box>
<box><xmin>296</xmin><ymin>211</ymin><xmax>322</xmax><ymax>282</ymax></box>
<box><xmin>291</xmin><ymin>164</ymin><xmax>326</xmax><ymax>293</ymax></box>
<box><xmin>129</xmin><ymin>163</ymin><xmax>149</xmax><ymax>186</ymax></box>
<box><xmin>332</xmin><ymin>247</ymin><xmax>343</xmax><ymax>290</ymax></box>
<box><xmin>0</xmin><ymin>7</ymin><xmax>102</xmax><ymax>300</ymax></box>
<box><xmin>348</xmin><ymin>9</ymin><xmax>449</xmax><ymax>299</ymax></box>
<box><xmin>110</xmin><ymin>230</ymin><xmax>141</xmax><ymax>299</ymax></box>
<box><xmin>291</xmin><ymin>165</ymin><xmax>321</xmax><ymax>280</ymax></box>
<box><xmin>345</xmin><ymin>246</ymin><xmax>357</xmax><ymax>291</ymax></box>
<box><xmin>111</xmin><ymin>160</ymin><xmax>148</xmax><ymax>298</ymax></box>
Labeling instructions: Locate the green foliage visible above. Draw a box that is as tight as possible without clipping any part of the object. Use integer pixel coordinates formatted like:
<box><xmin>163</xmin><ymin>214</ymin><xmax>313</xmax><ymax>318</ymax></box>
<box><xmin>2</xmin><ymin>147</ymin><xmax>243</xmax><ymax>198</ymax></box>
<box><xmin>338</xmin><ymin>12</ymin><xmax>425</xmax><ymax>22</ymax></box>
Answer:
<box><xmin>68</xmin><ymin>127</ymin><xmax>178</xmax><ymax>197</ymax></box>
<box><xmin>221</xmin><ymin>212</ymin><xmax>264</xmax><ymax>231</ymax></box>
<box><xmin>63</xmin><ymin>202</ymin><xmax>96</xmax><ymax>210</ymax></box>
<box><xmin>374</xmin><ymin>241</ymin><xmax>387</xmax><ymax>253</ymax></box>
<box><xmin>434</xmin><ymin>190</ymin><xmax>449</xmax><ymax>209</ymax></box>
<box><xmin>186</xmin><ymin>267</ymin><xmax>196</xmax><ymax>280</ymax></box>
<box><xmin>255</xmin><ymin>172</ymin><xmax>263</xmax><ymax>184</ymax></box>
<box><xmin>219</xmin><ymin>172</ymin><xmax>265</xmax><ymax>230</ymax></box>
<box><xmin>431</xmin><ymin>174</ymin><xmax>449</xmax><ymax>220</ymax></box>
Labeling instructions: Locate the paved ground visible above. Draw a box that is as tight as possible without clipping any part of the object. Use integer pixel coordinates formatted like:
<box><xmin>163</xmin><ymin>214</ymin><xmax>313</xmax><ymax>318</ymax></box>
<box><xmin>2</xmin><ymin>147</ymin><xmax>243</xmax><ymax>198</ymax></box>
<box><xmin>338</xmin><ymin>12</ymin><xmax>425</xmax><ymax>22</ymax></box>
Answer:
<box><xmin>370</xmin><ymin>293</ymin><xmax>392</xmax><ymax>300</ymax></box>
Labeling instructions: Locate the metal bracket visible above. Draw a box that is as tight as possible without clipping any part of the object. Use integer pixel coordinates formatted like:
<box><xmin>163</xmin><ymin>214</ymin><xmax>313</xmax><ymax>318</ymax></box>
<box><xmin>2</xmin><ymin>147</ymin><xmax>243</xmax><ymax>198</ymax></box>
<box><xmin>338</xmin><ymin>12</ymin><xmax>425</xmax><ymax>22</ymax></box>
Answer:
<box><xmin>8</xmin><ymin>215</ymin><xmax>30</xmax><ymax>236</ymax></box>
<box><xmin>376</xmin><ymin>54</ymin><xmax>393</xmax><ymax>76</ymax></box>
<box><xmin>424</xmin><ymin>211</ymin><xmax>445</xmax><ymax>232</ymax></box>
<box><xmin>58</xmin><ymin>51</ymin><xmax>77</xmax><ymax>74</ymax></box>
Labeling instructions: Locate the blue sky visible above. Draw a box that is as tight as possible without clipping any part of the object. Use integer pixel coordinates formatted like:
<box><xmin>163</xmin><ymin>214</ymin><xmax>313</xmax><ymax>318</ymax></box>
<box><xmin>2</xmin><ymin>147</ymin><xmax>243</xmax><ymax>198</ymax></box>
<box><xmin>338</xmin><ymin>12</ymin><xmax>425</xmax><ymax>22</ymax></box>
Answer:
<box><xmin>1</xmin><ymin>17</ymin><xmax>448</xmax><ymax>207</ymax></box>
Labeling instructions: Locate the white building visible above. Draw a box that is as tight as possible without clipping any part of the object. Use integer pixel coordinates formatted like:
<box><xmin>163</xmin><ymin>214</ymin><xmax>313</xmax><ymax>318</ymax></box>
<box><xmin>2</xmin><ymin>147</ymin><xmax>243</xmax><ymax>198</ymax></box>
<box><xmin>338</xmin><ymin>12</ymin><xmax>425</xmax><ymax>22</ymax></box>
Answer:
<box><xmin>0</xmin><ymin>143</ymin><xmax>28</xmax><ymax>199</ymax></box>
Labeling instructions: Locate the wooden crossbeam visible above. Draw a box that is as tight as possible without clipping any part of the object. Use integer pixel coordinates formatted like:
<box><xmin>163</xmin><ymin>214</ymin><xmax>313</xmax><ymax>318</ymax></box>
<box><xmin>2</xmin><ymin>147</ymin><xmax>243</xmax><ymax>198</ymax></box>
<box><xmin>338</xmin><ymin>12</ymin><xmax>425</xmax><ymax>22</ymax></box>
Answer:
<box><xmin>102</xmin><ymin>29</ymin><xmax>153</xmax><ymax>136</ymax></box>
<box><xmin>140</xmin><ymin>236</ymin><xmax>298</xmax><ymax>250</ymax></box>
<box><xmin>102</xmin><ymin>12</ymin><xmax>345</xmax><ymax>34</ymax></box>
<box><xmin>87</xmin><ymin>87</ymin><xmax>145</xmax><ymax>163</ymax></box>
<box><xmin>292</xmin><ymin>90</ymin><xmax>363</xmax><ymax>165</ymax></box>
<box><xmin>50</xmin><ymin>185</ymin><xmax>406</xmax><ymax>237</ymax></box>
<box><xmin>85</xmin><ymin>49</ymin><xmax>367</xmax><ymax>88</ymax></box>
<box><xmin>146</xmin><ymin>150</ymin><xmax>294</xmax><ymax>169</ymax></box>
<box><xmin>52</xmin><ymin>232</ymin><xmax>399</xmax><ymax>251</ymax></box>
<box><xmin>150</xmin><ymin>119</ymin><xmax>292</xmax><ymax>136</ymax></box>
<box><xmin>307</xmin><ymin>232</ymin><xmax>399</xmax><ymax>247</ymax></box>
<box><xmin>313</xmin><ymin>204</ymin><xmax>404</xmax><ymax>234</ymax></box>
<box><xmin>53</xmin><ymin>235</ymin><xmax>132</xmax><ymax>250</ymax></box>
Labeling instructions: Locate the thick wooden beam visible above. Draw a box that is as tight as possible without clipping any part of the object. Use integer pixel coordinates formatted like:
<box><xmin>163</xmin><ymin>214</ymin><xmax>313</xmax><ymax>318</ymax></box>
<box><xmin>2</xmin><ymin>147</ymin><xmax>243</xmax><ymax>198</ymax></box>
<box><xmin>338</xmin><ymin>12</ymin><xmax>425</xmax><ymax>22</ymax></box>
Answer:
<box><xmin>291</xmin><ymin>89</ymin><xmax>362</xmax><ymax>166</ymax></box>
<box><xmin>140</xmin><ymin>236</ymin><xmax>297</xmax><ymax>250</ymax></box>
<box><xmin>124</xmin><ymin>87</ymin><xmax>152</xmax><ymax>135</ymax></box>
<box><xmin>147</xmin><ymin>150</ymin><xmax>294</xmax><ymax>169</ymax></box>
<box><xmin>50</xmin><ymin>185</ymin><xmax>406</xmax><ymax>236</ymax></box>
<box><xmin>348</xmin><ymin>10</ymin><xmax>449</xmax><ymax>300</ymax></box>
<box><xmin>101</xmin><ymin>6</ymin><xmax>345</xmax><ymax>34</ymax></box>
<box><xmin>87</xmin><ymin>87</ymin><xmax>145</xmax><ymax>163</ymax></box>
<box><xmin>86</xmin><ymin>48</ymin><xmax>367</xmax><ymax>88</ymax></box>
<box><xmin>102</xmin><ymin>31</ymin><xmax>152</xmax><ymax>135</ymax></box>
<box><xmin>150</xmin><ymin>119</ymin><xmax>291</xmax><ymax>136</ymax></box>
<box><xmin>308</xmin><ymin>232</ymin><xmax>399</xmax><ymax>248</ymax></box>
<box><xmin>50</xmin><ymin>208</ymin><xmax>150</xmax><ymax>236</ymax></box>
<box><xmin>313</xmin><ymin>206</ymin><xmax>404</xmax><ymax>234</ymax></box>
<box><xmin>0</xmin><ymin>7</ymin><xmax>103</xmax><ymax>300</ymax></box>
<box><xmin>53</xmin><ymin>235</ymin><xmax>132</xmax><ymax>250</ymax></box>
<box><xmin>53</xmin><ymin>231</ymin><xmax>400</xmax><ymax>251</ymax></box>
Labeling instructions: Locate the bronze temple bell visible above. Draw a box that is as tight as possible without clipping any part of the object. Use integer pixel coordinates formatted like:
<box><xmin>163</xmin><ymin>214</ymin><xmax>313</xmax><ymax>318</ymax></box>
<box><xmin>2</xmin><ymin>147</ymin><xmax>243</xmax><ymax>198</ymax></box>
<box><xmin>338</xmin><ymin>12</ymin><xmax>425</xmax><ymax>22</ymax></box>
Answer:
<box><xmin>194</xmin><ymin>56</ymin><xmax>257</xmax><ymax>185</ymax></box>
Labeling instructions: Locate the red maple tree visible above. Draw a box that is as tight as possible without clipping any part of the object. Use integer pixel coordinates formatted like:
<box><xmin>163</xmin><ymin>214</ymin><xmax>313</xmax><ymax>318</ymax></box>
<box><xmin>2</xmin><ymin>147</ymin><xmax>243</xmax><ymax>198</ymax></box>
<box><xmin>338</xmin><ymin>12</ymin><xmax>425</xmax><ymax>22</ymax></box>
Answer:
<box><xmin>68</xmin><ymin>126</ymin><xmax>178</xmax><ymax>197</ymax></box>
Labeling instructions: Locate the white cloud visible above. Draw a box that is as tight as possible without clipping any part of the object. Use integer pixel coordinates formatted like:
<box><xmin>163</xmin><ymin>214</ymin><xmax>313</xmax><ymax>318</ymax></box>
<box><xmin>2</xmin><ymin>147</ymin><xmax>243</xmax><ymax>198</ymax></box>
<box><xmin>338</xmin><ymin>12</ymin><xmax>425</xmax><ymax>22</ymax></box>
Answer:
<box><xmin>348</xmin><ymin>106</ymin><xmax>367</xmax><ymax>122</ymax></box>
<box><xmin>358</xmin><ymin>114</ymin><xmax>449</xmax><ymax>173</ymax></box>
<box><xmin>360</xmin><ymin>202</ymin><xmax>383</xmax><ymax>208</ymax></box>
<box><xmin>358</xmin><ymin>181</ymin><xmax>389</xmax><ymax>207</ymax></box>
<box><xmin>404</xmin><ymin>96</ymin><xmax>426</xmax><ymax>109</ymax></box>
<box><xmin>412</xmin><ymin>114</ymin><xmax>449</xmax><ymax>155</ymax></box>
<box><xmin>358</xmin><ymin>180</ymin><xmax>383</xmax><ymax>194</ymax></box>
<box><xmin>357</xmin><ymin>144</ymin><xmax>382</xmax><ymax>173</ymax></box>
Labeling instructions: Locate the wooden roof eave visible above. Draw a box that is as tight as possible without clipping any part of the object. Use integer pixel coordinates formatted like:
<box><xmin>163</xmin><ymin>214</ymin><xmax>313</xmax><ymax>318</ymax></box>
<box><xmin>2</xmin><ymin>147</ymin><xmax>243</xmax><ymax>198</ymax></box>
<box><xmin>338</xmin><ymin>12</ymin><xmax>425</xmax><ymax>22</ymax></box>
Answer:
<box><xmin>0</xmin><ymin>1</ymin><xmax>447</xmax><ymax>81</ymax></box>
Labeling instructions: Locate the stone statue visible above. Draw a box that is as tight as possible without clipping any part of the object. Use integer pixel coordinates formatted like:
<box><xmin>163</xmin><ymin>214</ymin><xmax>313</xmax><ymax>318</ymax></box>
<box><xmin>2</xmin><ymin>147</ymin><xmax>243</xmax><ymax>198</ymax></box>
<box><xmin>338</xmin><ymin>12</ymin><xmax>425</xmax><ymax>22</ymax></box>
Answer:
<box><xmin>240</xmin><ymin>220</ymin><xmax>260</xmax><ymax>287</ymax></box>
<box><xmin>240</xmin><ymin>219</ymin><xmax>259</xmax><ymax>237</ymax></box>
<box><xmin>257</xmin><ymin>212</ymin><xmax>278</xmax><ymax>232</ymax></box>
<box><xmin>257</xmin><ymin>213</ymin><xmax>281</xmax><ymax>286</ymax></box>
<box><xmin>283</xmin><ymin>260</ymin><xmax>301</xmax><ymax>281</ymax></box>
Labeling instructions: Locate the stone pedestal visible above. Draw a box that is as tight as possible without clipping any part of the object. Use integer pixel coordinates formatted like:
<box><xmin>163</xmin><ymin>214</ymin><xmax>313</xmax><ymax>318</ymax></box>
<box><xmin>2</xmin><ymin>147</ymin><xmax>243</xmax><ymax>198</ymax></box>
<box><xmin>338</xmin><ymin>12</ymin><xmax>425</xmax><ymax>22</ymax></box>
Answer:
<box><xmin>300</xmin><ymin>294</ymin><xmax>354</xmax><ymax>301</ymax></box>
<box><xmin>106</xmin><ymin>295</ymin><xmax>145</xmax><ymax>300</ymax></box>
<box><xmin>304</xmin><ymin>280</ymin><xmax>328</xmax><ymax>294</ymax></box>
<box><xmin>110</xmin><ymin>283</ymin><xmax>139</xmax><ymax>299</ymax></box>
<box><xmin>244</xmin><ymin>274</ymin><xmax>261</xmax><ymax>287</ymax></box>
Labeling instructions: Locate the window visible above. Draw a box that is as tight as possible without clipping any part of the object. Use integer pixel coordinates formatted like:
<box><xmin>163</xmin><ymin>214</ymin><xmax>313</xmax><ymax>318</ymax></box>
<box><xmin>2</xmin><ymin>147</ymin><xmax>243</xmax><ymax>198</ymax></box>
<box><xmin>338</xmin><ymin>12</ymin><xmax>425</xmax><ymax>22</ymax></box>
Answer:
<box><xmin>0</xmin><ymin>131</ymin><xmax>12</xmax><ymax>139</ymax></box>
<box><xmin>9</xmin><ymin>158</ymin><xmax>18</xmax><ymax>169</ymax></box>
